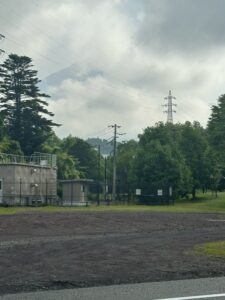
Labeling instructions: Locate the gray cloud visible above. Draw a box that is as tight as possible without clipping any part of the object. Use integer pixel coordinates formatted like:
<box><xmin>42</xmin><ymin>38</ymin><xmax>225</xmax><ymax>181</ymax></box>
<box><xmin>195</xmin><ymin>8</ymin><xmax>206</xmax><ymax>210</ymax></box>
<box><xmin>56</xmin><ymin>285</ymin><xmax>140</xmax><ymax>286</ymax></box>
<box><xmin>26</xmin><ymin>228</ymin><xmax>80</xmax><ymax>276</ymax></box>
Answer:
<box><xmin>0</xmin><ymin>0</ymin><xmax>224</xmax><ymax>139</ymax></box>
<box><xmin>137</xmin><ymin>0</ymin><xmax>225</xmax><ymax>54</ymax></box>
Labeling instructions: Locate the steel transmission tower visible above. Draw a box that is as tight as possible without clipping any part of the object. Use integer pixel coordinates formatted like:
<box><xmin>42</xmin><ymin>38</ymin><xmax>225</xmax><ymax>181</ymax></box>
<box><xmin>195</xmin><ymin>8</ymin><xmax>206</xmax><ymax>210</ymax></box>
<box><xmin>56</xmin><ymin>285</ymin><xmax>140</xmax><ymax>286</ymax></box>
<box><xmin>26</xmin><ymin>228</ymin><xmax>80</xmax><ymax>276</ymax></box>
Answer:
<box><xmin>163</xmin><ymin>90</ymin><xmax>177</xmax><ymax>123</ymax></box>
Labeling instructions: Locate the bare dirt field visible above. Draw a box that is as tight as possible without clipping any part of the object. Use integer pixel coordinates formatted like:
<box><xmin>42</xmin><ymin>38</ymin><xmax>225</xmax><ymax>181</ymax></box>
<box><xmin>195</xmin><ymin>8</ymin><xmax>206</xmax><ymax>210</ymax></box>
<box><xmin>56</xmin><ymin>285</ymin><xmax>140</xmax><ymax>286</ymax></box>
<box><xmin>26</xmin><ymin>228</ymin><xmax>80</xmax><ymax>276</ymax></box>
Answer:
<box><xmin>0</xmin><ymin>210</ymin><xmax>225</xmax><ymax>295</ymax></box>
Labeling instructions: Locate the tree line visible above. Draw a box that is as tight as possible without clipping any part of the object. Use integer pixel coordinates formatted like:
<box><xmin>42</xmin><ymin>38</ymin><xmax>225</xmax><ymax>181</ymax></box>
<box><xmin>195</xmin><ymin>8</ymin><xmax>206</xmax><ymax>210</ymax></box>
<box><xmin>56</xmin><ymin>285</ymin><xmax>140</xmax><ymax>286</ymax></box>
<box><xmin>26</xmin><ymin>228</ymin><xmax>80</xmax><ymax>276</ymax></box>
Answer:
<box><xmin>0</xmin><ymin>54</ymin><xmax>225</xmax><ymax>200</ymax></box>
<box><xmin>115</xmin><ymin>121</ymin><xmax>219</xmax><ymax>200</ymax></box>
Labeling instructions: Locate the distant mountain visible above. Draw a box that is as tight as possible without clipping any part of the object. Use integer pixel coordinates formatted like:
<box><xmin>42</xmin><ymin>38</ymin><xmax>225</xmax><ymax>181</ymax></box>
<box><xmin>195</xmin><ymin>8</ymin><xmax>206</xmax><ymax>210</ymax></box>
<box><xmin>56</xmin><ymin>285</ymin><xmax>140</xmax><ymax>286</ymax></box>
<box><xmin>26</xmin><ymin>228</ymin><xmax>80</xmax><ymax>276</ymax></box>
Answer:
<box><xmin>86</xmin><ymin>138</ymin><xmax>113</xmax><ymax>156</ymax></box>
<box><xmin>40</xmin><ymin>64</ymin><xmax>103</xmax><ymax>91</ymax></box>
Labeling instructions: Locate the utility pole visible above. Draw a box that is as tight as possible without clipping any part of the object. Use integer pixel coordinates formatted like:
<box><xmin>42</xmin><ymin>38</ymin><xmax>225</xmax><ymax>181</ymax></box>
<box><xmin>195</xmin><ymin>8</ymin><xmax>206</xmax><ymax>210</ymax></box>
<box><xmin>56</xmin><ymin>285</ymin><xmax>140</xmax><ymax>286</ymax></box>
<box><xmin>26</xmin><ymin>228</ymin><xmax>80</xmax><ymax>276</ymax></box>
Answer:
<box><xmin>104</xmin><ymin>156</ymin><xmax>107</xmax><ymax>204</ymax></box>
<box><xmin>108</xmin><ymin>124</ymin><xmax>121</xmax><ymax>202</ymax></box>
<box><xmin>97</xmin><ymin>144</ymin><xmax>100</xmax><ymax>206</ymax></box>
<box><xmin>163</xmin><ymin>90</ymin><xmax>177</xmax><ymax>123</ymax></box>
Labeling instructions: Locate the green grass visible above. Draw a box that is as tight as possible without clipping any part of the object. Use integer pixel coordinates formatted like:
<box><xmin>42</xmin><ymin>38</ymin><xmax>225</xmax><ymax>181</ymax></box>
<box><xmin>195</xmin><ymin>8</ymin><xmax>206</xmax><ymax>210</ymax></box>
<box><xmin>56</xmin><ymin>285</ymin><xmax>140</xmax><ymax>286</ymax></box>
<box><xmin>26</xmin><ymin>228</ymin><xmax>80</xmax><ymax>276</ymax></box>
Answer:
<box><xmin>1</xmin><ymin>191</ymin><xmax>225</xmax><ymax>215</ymax></box>
<box><xmin>195</xmin><ymin>241</ymin><xmax>225</xmax><ymax>257</ymax></box>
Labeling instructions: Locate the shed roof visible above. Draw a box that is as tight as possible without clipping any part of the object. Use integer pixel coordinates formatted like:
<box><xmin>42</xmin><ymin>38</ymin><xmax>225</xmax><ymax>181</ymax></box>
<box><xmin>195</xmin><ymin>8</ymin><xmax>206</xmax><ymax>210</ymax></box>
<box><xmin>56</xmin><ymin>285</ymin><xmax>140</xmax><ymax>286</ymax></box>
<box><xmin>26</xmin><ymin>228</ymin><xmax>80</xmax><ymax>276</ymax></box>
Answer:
<box><xmin>60</xmin><ymin>179</ymin><xmax>94</xmax><ymax>184</ymax></box>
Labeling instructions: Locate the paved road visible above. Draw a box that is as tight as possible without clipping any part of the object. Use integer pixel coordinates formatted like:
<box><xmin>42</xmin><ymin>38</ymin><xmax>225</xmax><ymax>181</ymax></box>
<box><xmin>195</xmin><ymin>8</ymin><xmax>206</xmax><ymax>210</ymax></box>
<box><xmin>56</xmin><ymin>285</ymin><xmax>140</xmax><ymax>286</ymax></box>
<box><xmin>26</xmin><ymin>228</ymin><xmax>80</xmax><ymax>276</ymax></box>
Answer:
<box><xmin>1</xmin><ymin>277</ymin><xmax>225</xmax><ymax>300</ymax></box>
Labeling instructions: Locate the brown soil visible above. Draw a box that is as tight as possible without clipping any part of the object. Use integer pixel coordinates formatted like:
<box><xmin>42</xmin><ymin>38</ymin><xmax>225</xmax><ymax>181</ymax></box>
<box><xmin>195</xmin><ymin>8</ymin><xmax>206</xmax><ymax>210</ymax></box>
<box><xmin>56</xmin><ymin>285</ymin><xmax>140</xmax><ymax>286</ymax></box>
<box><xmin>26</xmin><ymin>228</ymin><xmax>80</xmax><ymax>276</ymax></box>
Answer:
<box><xmin>0</xmin><ymin>211</ymin><xmax>225</xmax><ymax>295</ymax></box>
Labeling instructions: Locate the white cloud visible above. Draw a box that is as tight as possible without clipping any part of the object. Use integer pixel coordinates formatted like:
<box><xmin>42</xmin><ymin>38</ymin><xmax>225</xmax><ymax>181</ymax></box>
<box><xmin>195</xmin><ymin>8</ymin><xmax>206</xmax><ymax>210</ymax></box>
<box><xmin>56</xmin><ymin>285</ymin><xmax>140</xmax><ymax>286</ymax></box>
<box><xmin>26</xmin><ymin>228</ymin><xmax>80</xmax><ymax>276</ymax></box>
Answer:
<box><xmin>1</xmin><ymin>0</ymin><xmax>225</xmax><ymax>139</ymax></box>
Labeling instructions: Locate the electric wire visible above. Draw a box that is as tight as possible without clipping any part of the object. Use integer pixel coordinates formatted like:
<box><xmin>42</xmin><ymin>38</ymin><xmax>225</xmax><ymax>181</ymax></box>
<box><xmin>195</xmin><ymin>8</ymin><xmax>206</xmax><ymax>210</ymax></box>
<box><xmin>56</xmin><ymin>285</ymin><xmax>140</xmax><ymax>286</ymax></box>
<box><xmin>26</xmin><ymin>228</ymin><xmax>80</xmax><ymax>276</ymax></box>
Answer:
<box><xmin>0</xmin><ymin>1</ymin><xmax>154</xmax><ymax>108</ymax></box>
<box><xmin>0</xmin><ymin>1</ymin><xmax>155</xmax><ymax>113</ymax></box>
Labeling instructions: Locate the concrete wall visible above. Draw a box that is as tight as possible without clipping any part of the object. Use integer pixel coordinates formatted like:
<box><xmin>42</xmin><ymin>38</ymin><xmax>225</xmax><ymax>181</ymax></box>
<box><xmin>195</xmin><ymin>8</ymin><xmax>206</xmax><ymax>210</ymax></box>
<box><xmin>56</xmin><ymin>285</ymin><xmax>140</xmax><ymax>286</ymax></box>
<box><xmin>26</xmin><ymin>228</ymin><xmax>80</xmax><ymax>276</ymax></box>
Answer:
<box><xmin>0</xmin><ymin>164</ymin><xmax>57</xmax><ymax>205</ymax></box>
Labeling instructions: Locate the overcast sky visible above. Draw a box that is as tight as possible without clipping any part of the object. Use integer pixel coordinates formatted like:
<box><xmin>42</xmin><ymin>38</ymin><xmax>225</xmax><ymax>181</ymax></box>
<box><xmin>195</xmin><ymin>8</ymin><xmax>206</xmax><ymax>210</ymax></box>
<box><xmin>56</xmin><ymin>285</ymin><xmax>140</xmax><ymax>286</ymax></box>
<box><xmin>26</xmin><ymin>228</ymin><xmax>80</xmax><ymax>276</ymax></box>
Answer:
<box><xmin>0</xmin><ymin>0</ymin><xmax>225</xmax><ymax>140</ymax></box>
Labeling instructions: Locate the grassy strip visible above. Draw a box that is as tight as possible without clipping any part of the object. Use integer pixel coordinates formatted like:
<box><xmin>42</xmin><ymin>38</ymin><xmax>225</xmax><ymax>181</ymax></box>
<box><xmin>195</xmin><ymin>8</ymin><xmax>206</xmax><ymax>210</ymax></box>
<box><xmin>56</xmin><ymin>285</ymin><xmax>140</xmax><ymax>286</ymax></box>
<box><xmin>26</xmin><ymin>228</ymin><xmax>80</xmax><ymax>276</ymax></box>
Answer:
<box><xmin>195</xmin><ymin>241</ymin><xmax>225</xmax><ymax>257</ymax></box>
<box><xmin>0</xmin><ymin>192</ymin><xmax>225</xmax><ymax>215</ymax></box>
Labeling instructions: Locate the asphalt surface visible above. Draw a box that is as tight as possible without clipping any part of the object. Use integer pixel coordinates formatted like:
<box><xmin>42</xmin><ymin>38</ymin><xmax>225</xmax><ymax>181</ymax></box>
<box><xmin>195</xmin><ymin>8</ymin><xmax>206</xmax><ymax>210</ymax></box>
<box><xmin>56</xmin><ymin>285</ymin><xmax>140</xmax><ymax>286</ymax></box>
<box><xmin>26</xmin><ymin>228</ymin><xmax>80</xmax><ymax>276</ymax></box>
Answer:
<box><xmin>1</xmin><ymin>277</ymin><xmax>225</xmax><ymax>300</ymax></box>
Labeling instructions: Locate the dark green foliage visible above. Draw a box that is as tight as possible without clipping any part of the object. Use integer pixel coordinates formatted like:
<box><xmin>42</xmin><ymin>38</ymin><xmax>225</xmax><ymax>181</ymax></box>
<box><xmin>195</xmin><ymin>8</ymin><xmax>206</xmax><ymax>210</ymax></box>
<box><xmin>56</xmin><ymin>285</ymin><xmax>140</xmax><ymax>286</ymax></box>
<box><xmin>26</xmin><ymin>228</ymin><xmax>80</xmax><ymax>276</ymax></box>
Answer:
<box><xmin>0</xmin><ymin>137</ymin><xmax>22</xmax><ymax>155</ymax></box>
<box><xmin>134</xmin><ymin>123</ymin><xmax>192</xmax><ymax>198</ymax></box>
<box><xmin>208</xmin><ymin>94</ymin><xmax>225</xmax><ymax>164</ymax></box>
<box><xmin>115</xmin><ymin>140</ymin><xmax>138</xmax><ymax>195</ymax></box>
<box><xmin>0</xmin><ymin>54</ymin><xmax>59</xmax><ymax>154</ymax></box>
<box><xmin>62</xmin><ymin>135</ymin><xmax>100</xmax><ymax>180</ymax></box>
<box><xmin>207</xmin><ymin>94</ymin><xmax>225</xmax><ymax>190</ymax></box>
<box><xmin>208</xmin><ymin>95</ymin><xmax>225</xmax><ymax>151</ymax></box>
<box><xmin>42</xmin><ymin>134</ymin><xmax>82</xmax><ymax>180</ymax></box>
<box><xmin>128</xmin><ymin>121</ymin><xmax>218</xmax><ymax>200</ymax></box>
<box><xmin>179</xmin><ymin>121</ymin><xmax>210</xmax><ymax>199</ymax></box>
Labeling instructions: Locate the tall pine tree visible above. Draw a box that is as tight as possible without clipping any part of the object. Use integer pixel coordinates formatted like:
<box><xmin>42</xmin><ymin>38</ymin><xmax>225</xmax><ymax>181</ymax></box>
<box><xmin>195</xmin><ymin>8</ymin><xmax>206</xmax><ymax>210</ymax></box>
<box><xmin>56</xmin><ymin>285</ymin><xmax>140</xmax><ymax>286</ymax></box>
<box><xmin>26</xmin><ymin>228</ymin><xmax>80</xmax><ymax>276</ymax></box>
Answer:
<box><xmin>0</xmin><ymin>54</ymin><xmax>59</xmax><ymax>154</ymax></box>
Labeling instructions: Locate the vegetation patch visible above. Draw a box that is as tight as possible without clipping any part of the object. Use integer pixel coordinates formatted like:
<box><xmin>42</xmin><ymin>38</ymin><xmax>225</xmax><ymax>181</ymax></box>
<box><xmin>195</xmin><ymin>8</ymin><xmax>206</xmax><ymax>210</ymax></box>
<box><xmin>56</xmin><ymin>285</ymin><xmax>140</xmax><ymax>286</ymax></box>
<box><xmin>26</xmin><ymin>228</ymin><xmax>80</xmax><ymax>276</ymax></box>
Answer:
<box><xmin>195</xmin><ymin>241</ymin><xmax>225</xmax><ymax>257</ymax></box>
<box><xmin>0</xmin><ymin>192</ymin><xmax>225</xmax><ymax>215</ymax></box>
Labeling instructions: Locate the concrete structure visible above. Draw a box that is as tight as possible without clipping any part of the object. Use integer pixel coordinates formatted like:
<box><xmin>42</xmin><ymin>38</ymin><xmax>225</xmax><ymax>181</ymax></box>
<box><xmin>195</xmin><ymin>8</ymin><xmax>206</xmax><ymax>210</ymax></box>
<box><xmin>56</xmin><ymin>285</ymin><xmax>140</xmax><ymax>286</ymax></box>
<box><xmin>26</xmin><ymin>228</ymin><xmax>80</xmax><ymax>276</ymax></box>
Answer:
<box><xmin>61</xmin><ymin>179</ymin><xmax>93</xmax><ymax>206</ymax></box>
<box><xmin>0</xmin><ymin>152</ymin><xmax>57</xmax><ymax>205</ymax></box>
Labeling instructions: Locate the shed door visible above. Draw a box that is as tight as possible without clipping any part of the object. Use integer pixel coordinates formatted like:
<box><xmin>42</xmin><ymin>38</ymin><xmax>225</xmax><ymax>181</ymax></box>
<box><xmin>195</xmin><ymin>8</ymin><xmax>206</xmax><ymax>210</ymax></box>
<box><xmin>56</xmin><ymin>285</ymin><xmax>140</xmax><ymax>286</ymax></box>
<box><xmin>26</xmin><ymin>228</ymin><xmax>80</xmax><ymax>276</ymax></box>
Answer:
<box><xmin>0</xmin><ymin>179</ymin><xmax>3</xmax><ymax>203</ymax></box>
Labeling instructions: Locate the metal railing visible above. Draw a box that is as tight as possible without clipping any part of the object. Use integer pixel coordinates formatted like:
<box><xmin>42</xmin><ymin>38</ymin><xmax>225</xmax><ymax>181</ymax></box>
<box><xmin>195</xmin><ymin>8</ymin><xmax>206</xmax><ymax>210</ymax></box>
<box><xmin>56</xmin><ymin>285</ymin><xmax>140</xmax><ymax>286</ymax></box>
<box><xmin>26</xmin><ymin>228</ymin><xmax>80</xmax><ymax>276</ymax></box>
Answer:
<box><xmin>0</xmin><ymin>152</ymin><xmax>57</xmax><ymax>168</ymax></box>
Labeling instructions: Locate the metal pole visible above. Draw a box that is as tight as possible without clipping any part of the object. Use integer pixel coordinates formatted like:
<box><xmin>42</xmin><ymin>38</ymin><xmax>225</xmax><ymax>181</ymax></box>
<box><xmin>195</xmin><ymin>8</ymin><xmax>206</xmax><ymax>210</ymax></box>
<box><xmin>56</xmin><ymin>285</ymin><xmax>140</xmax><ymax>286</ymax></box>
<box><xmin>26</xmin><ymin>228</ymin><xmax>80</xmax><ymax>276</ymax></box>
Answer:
<box><xmin>19</xmin><ymin>178</ymin><xmax>22</xmax><ymax>206</ymax></box>
<box><xmin>108</xmin><ymin>124</ymin><xmax>123</xmax><ymax>202</ymax></box>
<box><xmin>97</xmin><ymin>145</ymin><xmax>100</xmax><ymax>206</ymax></box>
<box><xmin>112</xmin><ymin>124</ymin><xmax>117</xmax><ymax>202</ymax></box>
<box><xmin>104</xmin><ymin>157</ymin><xmax>107</xmax><ymax>203</ymax></box>
<box><xmin>71</xmin><ymin>182</ymin><xmax>73</xmax><ymax>207</ymax></box>
<box><xmin>45</xmin><ymin>179</ymin><xmax>48</xmax><ymax>205</ymax></box>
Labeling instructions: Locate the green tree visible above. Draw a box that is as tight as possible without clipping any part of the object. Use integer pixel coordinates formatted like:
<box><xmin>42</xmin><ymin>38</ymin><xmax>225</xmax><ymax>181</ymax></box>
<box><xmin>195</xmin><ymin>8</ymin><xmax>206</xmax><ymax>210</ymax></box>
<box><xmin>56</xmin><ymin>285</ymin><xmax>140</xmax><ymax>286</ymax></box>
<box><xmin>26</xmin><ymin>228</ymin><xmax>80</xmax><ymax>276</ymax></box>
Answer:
<box><xmin>206</xmin><ymin>147</ymin><xmax>222</xmax><ymax>195</ymax></box>
<box><xmin>134</xmin><ymin>137</ymin><xmax>191</xmax><ymax>198</ymax></box>
<box><xmin>180</xmin><ymin>121</ymin><xmax>209</xmax><ymax>199</ymax></box>
<box><xmin>0</xmin><ymin>54</ymin><xmax>59</xmax><ymax>154</ymax></box>
<box><xmin>42</xmin><ymin>134</ymin><xmax>82</xmax><ymax>180</ymax></box>
<box><xmin>0</xmin><ymin>137</ymin><xmax>22</xmax><ymax>155</ymax></box>
<box><xmin>207</xmin><ymin>95</ymin><xmax>225</xmax><ymax>190</ymax></box>
<box><xmin>116</xmin><ymin>140</ymin><xmax>138</xmax><ymax>196</ymax></box>
<box><xmin>62</xmin><ymin>135</ymin><xmax>100</xmax><ymax>180</ymax></box>
<box><xmin>207</xmin><ymin>94</ymin><xmax>225</xmax><ymax>157</ymax></box>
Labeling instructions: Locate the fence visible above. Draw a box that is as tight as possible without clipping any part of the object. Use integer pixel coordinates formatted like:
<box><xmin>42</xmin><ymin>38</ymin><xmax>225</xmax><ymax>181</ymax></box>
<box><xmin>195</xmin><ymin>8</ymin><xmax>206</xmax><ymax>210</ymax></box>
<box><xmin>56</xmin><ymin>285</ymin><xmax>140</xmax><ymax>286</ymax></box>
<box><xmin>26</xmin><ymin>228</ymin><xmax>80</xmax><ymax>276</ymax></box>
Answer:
<box><xmin>137</xmin><ymin>194</ymin><xmax>174</xmax><ymax>205</ymax></box>
<box><xmin>0</xmin><ymin>180</ymin><xmax>99</xmax><ymax>207</ymax></box>
<box><xmin>0</xmin><ymin>180</ymin><xmax>57</xmax><ymax>206</ymax></box>
<box><xmin>0</xmin><ymin>179</ymin><xmax>174</xmax><ymax>207</ymax></box>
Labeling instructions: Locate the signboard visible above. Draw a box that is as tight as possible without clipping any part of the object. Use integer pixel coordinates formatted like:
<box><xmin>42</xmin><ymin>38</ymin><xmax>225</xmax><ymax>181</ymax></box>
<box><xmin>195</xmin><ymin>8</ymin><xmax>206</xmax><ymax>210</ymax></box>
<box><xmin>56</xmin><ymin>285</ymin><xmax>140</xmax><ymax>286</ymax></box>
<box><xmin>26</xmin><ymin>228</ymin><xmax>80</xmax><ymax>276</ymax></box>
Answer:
<box><xmin>136</xmin><ymin>189</ymin><xmax>141</xmax><ymax>195</ymax></box>
<box><xmin>157</xmin><ymin>189</ymin><xmax>163</xmax><ymax>196</ymax></box>
<box><xmin>169</xmin><ymin>186</ymin><xmax>173</xmax><ymax>197</ymax></box>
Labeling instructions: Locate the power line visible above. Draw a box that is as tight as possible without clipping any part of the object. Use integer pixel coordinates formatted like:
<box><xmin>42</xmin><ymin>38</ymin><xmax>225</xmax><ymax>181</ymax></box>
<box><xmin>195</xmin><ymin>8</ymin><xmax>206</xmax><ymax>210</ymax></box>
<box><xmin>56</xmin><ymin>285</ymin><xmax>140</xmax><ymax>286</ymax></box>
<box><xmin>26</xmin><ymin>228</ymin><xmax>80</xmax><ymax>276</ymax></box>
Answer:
<box><xmin>3</xmin><ymin>32</ymin><xmax>63</xmax><ymax>68</ymax></box>
<box><xmin>0</xmin><ymin>30</ymin><xmax>153</xmax><ymax>111</ymax></box>
<box><xmin>0</xmin><ymin>0</ymin><xmax>158</xmax><ymax>113</ymax></box>
<box><xmin>0</xmin><ymin>4</ymin><xmax>75</xmax><ymax>67</ymax></box>
<box><xmin>0</xmin><ymin>1</ymin><xmax>68</xmax><ymax>54</ymax></box>
<box><xmin>0</xmin><ymin>9</ymin><xmax>156</xmax><ymax>118</ymax></box>
<box><xmin>85</xmin><ymin>127</ymin><xmax>113</xmax><ymax>140</ymax></box>
<box><xmin>0</xmin><ymin>19</ymin><xmax>154</xmax><ymax>109</ymax></box>
<box><xmin>0</xmin><ymin>31</ymin><xmax>153</xmax><ymax>113</ymax></box>
<box><xmin>97</xmin><ymin>130</ymin><xmax>114</xmax><ymax>139</ymax></box>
